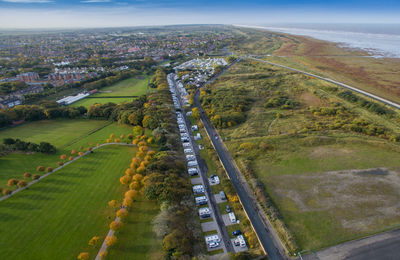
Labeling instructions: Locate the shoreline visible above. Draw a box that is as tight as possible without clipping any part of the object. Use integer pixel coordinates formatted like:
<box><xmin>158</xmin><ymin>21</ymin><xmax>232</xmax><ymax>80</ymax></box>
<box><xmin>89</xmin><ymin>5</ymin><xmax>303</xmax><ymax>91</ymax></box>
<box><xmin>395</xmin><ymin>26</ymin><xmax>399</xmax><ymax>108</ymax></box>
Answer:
<box><xmin>234</xmin><ymin>24</ymin><xmax>400</xmax><ymax>59</ymax></box>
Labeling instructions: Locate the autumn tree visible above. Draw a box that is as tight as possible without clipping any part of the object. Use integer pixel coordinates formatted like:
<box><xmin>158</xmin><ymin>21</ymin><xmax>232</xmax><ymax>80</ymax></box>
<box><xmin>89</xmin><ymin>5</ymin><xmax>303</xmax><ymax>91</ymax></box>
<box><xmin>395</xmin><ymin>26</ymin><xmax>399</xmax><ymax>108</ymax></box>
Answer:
<box><xmin>23</xmin><ymin>172</ymin><xmax>31</xmax><ymax>178</ymax></box>
<box><xmin>32</xmin><ymin>174</ymin><xmax>40</xmax><ymax>180</ymax></box>
<box><xmin>79</xmin><ymin>146</ymin><xmax>84</xmax><ymax>150</ymax></box>
<box><xmin>129</xmin><ymin>181</ymin><xmax>140</xmax><ymax>190</ymax></box>
<box><xmin>132</xmin><ymin>174</ymin><xmax>143</xmax><ymax>183</ymax></box>
<box><xmin>136</xmin><ymin>166</ymin><xmax>146</xmax><ymax>174</ymax></box>
<box><xmin>119</xmin><ymin>175</ymin><xmax>131</xmax><ymax>185</ymax></box>
<box><xmin>57</xmin><ymin>161</ymin><xmax>63</xmax><ymax>166</ymax></box>
<box><xmin>71</xmin><ymin>150</ymin><xmax>76</xmax><ymax>155</ymax></box>
<box><xmin>99</xmin><ymin>251</ymin><xmax>108</xmax><ymax>259</ymax></box>
<box><xmin>122</xmin><ymin>197</ymin><xmax>133</xmax><ymax>208</ymax></box>
<box><xmin>125</xmin><ymin>168</ymin><xmax>134</xmax><ymax>176</ymax></box>
<box><xmin>7</xmin><ymin>178</ymin><xmax>18</xmax><ymax>187</ymax></box>
<box><xmin>2</xmin><ymin>189</ymin><xmax>12</xmax><ymax>195</ymax></box>
<box><xmin>77</xmin><ymin>252</ymin><xmax>89</xmax><ymax>260</ymax></box>
<box><xmin>46</xmin><ymin>167</ymin><xmax>53</xmax><ymax>173</ymax></box>
<box><xmin>78</xmin><ymin>152</ymin><xmax>84</xmax><ymax>156</ymax></box>
<box><xmin>88</xmin><ymin>236</ymin><xmax>101</xmax><ymax>247</ymax></box>
<box><xmin>139</xmin><ymin>146</ymin><xmax>148</xmax><ymax>152</ymax></box>
<box><xmin>110</xmin><ymin>133</ymin><xmax>115</xmax><ymax>139</ymax></box>
<box><xmin>133</xmin><ymin>125</ymin><xmax>143</xmax><ymax>136</ymax></box>
<box><xmin>127</xmin><ymin>134</ymin><xmax>134</xmax><ymax>140</ymax></box>
<box><xmin>69</xmin><ymin>156</ymin><xmax>74</xmax><ymax>161</ymax></box>
<box><xmin>86</xmin><ymin>147</ymin><xmax>92</xmax><ymax>152</ymax></box>
<box><xmin>105</xmin><ymin>235</ymin><xmax>117</xmax><ymax>246</ymax></box>
<box><xmin>60</xmin><ymin>154</ymin><xmax>67</xmax><ymax>160</ymax></box>
<box><xmin>120</xmin><ymin>134</ymin><xmax>125</xmax><ymax>139</ymax></box>
<box><xmin>37</xmin><ymin>166</ymin><xmax>45</xmax><ymax>172</ymax></box>
<box><xmin>109</xmin><ymin>220</ymin><xmax>123</xmax><ymax>231</ymax></box>
<box><xmin>108</xmin><ymin>200</ymin><xmax>119</xmax><ymax>209</ymax></box>
<box><xmin>125</xmin><ymin>190</ymin><xmax>138</xmax><ymax>200</ymax></box>
<box><xmin>17</xmin><ymin>180</ymin><xmax>28</xmax><ymax>188</ymax></box>
<box><xmin>116</xmin><ymin>208</ymin><xmax>128</xmax><ymax>219</ymax></box>
<box><xmin>192</xmin><ymin>107</ymin><xmax>200</xmax><ymax>119</ymax></box>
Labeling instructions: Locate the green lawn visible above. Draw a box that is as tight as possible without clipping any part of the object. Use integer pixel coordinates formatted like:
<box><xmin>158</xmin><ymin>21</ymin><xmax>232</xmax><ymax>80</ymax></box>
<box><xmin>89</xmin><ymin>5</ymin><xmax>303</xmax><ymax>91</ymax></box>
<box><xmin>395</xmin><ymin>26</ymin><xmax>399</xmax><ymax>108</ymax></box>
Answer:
<box><xmin>107</xmin><ymin>198</ymin><xmax>162</xmax><ymax>260</ymax></box>
<box><xmin>0</xmin><ymin>119</ymin><xmax>133</xmax><ymax>187</ymax></box>
<box><xmin>71</xmin><ymin>75</ymin><xmax>150</xmax><ymax>107</ymax></box>
<box><xmin>0</xmin><ymin>145</ymin><xmax>136</xmax><ymax>260</ymax></box>
<box><xmin>0</xmin><ymin>119</ymin><xmax>108</xmax><ymax>149</ymax></box>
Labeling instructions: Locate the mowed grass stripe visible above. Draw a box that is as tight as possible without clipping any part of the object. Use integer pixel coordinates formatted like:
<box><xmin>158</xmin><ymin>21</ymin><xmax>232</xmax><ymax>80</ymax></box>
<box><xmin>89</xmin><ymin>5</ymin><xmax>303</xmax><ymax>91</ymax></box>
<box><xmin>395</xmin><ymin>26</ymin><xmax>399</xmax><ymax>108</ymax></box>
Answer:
<box><xmin>0</xmin><ymin>145</ymin><xmax>136</xmax><ymax>260</ymax></box>
<box><xmin>0</xmin><ymin>120</ymin><xmax>133</xmax><ymax>185</ymax></box>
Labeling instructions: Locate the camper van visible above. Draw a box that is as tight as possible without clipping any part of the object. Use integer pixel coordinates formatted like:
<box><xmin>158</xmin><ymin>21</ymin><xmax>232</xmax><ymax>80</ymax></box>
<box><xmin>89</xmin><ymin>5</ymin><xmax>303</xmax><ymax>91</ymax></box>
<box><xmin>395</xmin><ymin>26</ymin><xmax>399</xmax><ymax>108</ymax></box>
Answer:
<box><xmin>188</xmin><ymin>160</ymin><xmax>198</xmax><ymax>167</ymax></box>
<box><xmin>195</xmin><ymin>196</ymin><xmax>207</xmax><ymax>205</ymax></box>
<box><xmin>228</xmin><ymin>212</ymin><xmax>236</xmax><ymax>223</ymax></box>
<box><xmin>192</xmin><ymin>185</ymin><xmax>204</xmax><ymax>194</ymax></box>
<box><xmin>188</xmin><ymin>167</ymin><xmax>198</xmax><ymax>176</ymax></box>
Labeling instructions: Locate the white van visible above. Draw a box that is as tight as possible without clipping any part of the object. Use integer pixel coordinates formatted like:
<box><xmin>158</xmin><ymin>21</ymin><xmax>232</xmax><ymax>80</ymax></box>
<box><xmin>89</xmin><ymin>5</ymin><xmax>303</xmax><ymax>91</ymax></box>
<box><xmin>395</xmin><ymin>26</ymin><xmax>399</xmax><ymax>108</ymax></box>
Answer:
<box><xmin>184</xmin><ymin>148</ymin><xmax>193</xmax><ymax>154</ymax></box>
<box><xmin>188</xmin><ymin>160</ymin><xmax>198</xmax><ymax>167</ymax></box>
<box><xmin>228</xmin><ymin>212</ymin><xmax>236</xmax><ymax>223</ymax></box>
<box><xmin>188</xmin><ymin>167</ymin><xmax>198</xmax><ymax>176</ymax></box>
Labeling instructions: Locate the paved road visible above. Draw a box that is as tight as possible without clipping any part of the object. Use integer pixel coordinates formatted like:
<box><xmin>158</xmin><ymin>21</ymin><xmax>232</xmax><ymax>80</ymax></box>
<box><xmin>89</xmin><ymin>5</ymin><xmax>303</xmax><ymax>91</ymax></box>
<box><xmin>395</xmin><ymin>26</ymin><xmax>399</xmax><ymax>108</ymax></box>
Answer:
<box><xmin>169</xmin><ymin>74</ymin><xmax>233</xmax><ymax>253</ymax></box>
<box><xmin>302</xmin><ymin>228</ymin><xmax>400</xmax><ymax>260</ymax></box>
<box><xmin>193</xmin><ymin>60</ymin><xmax>285</xmax><ymax>259</ymax></box>
<box><xmin>247</xmin><ymin>56</ymin><xmax>400</xmax><ymax>110</ymax></box>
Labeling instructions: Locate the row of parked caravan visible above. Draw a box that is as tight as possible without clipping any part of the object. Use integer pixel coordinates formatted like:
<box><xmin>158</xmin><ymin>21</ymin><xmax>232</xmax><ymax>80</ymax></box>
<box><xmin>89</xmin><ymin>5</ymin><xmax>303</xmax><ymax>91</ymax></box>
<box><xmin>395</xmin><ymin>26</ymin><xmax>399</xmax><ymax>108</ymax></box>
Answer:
<box><xmin>169</xmin><ymin>73</ymin><xmax>221</xmax><ymax>250</ymax></box>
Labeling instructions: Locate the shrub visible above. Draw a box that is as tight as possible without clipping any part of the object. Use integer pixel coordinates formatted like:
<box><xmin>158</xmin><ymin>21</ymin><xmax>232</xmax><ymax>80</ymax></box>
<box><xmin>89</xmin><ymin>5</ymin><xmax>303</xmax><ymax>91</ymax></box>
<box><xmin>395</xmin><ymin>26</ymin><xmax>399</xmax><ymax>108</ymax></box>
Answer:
<box><xmin>37</xmin><ymin>166</ymin><xmax>45</xmax><ymax>172</ymax></box>
<box><xmin>77</xmin><ymin>252</ymin><xmax>89</xmax><ymax>260</ymax></box>
<box><xmin>32</xmin><ymin>174</ymin><xmax>40</xmax><ymax>180</ymax></box>
<box><xmin>23</xmin><ymin>172</ymin><xmax>31</xmax><ymax>178</ymax></box>
<box><xmin>46</xmin><ymin>167</ymin><xmax>53</xmax><ymax>173</ymax></box>
<box><xmin>17</xmin><ymin>180</ymin><xmax>28</xmax><ymax>188</ymax></box>
<box><xmin>116</xmin><ymin>208</ymin><xmax>128</xmax><ymax>219</ymax></box>
<box><xmin>2</xmin><ymin>189</ymin><xmax>12</xmax><ymax>195</ymax></box>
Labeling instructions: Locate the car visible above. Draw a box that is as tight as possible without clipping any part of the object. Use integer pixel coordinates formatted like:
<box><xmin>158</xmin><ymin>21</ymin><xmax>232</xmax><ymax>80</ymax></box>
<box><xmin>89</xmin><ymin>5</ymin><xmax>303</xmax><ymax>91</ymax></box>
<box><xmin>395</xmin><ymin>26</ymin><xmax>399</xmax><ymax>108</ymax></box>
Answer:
<box><xmin>225</xmin><ymin>205</ymin><xmax>231</xmax><ymax>213</ymax></box>
<box><xmin>232</xmin><ymin>230</ymin><xmax>242</xmax><ymax>236</ymax></box>
<box><xmin>210</xmin><ymin>174</ymin><xmax>217</xmax><ymax>178</ymax></box>
<box><xmin>233</xmin><ymin>239</ymin><xmax>240</xmax><ymax>246</ymax></box>
<box><xmin>208</xmin><ymin>242</ymin><xmax>219</xmax><ymax>248</ymax></box>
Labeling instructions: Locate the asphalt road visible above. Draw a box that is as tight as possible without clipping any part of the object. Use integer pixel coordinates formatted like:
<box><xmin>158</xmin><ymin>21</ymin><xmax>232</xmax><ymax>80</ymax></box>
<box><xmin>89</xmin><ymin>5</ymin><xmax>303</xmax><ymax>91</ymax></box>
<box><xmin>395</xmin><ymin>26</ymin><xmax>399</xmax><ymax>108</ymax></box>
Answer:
<box><xmin>194</xmin><ymin>88</ymin><xmax>285</xmax><ymax>260</ymax></box>
<box><xmin>169</xmin><ymin>74</ymin><xmax>233</xmax><ymax>253</ymax></box>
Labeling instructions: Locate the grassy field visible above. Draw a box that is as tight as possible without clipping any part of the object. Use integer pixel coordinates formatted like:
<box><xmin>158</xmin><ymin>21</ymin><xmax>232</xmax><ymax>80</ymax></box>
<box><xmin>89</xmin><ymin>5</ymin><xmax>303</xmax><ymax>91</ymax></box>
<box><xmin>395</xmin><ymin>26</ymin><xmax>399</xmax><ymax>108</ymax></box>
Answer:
<box><xmin>107</xmin><ymin>197</ymin><xmax>162</xmax><ymax>260</ymax></box>
<box><xmin>265</xmin><ymin>32</ymin><xmax>400</xmax><ymax>104</ymax></box>
<box><xmin>207</xmin><ymin>59</ymin><xmax>400</xmax><ymax>251</ymax></box>
<box><xmin>71</xmin><ymin>75</ymin><xmax>150</xmax><ymax>107</ymax></box>
<box><xmin>0</xmin><ymin>145</ymin><xmax>138</xmax><ymax>259</ymax></box>
<box><xmin>0</xmin><ymin>119</ymin><xmax>133</xmax><ymax>187</ymax></box>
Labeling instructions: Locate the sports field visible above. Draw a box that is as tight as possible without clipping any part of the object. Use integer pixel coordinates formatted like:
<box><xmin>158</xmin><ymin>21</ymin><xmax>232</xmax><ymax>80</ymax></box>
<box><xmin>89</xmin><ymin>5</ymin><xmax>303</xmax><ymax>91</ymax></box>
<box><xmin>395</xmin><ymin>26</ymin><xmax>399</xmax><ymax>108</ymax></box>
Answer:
<box><xmin>72</xmin><ymin>75</ymin><xmax>150</xmax><ymax>107</ymax></box>
<box><xmin>0</xmin><ymin>145</ymin><xmax>139</xmax><ymax>259</ymax></box>
<box><xmin>0</xmin><ymin>119</ymin><xmax>133</xmax><ymax>186</ymax></box>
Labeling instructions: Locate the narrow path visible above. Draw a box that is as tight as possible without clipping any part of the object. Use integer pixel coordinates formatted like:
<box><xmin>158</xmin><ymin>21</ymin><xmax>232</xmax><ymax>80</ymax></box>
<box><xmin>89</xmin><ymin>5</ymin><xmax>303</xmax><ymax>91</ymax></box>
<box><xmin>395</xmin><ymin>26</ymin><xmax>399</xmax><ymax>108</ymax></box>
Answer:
<box><xmin>0</xmin><ymin>142</ymin><xmax>135</xmax><ymax>202</ymax></box>
<box><xmin>95</xmin><ymin>216</ymin><xmax>121</xmax><ymax>260</ymax></box>
<box><xmin>267</xmin><ymin>118</ymin><xmax>277</xmax><ymax>134</ymax></box>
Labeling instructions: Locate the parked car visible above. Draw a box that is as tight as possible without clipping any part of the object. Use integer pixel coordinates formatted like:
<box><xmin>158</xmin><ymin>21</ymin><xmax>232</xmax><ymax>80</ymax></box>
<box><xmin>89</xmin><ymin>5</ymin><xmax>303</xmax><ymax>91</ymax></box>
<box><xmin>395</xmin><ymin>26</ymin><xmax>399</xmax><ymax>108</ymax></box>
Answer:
<box><xmin>232</xmin><ymin>230</ymin><xmax>242</xmax><ymax>236</ymax></box>
<box><xmin>225</xmin><ymin>205</ymin><xmax>231</xmax><ymax>213</ymax></box>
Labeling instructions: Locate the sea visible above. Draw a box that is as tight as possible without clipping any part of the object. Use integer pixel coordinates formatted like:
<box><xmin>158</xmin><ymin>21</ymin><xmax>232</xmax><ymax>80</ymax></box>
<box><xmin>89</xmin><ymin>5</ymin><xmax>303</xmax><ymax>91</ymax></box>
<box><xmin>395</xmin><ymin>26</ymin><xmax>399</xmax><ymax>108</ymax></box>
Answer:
<box><xmin>238</xmin><ymin>23</ymin><xmax>400</xmax><ymax>58</ymax></box>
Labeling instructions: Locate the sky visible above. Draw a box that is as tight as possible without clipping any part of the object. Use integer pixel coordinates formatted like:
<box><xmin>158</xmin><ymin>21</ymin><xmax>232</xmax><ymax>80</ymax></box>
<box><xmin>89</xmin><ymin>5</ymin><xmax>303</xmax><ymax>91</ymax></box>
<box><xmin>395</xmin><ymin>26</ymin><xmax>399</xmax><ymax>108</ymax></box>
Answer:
<box><xmin>0</xmin><ymin>0</ymin><xmax>399</xmax><ymax>29</ymax></box>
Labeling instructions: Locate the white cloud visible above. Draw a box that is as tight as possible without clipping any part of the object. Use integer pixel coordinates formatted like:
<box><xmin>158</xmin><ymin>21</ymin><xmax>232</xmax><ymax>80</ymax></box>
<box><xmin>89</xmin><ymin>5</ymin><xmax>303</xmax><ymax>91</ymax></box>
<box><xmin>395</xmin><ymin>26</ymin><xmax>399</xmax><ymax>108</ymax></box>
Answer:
<box><xmin>2</xmin><ymin>0</ymin><xmax>53</xmax><ymax>3</ymax></box>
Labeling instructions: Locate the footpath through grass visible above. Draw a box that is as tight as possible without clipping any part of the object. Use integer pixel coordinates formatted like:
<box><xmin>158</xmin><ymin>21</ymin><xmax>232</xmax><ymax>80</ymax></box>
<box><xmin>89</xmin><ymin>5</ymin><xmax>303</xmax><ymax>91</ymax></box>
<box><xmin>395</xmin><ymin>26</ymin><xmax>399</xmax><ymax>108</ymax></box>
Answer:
<box><xmin>0</xmin><ymin>145</ymin><xmax>136</xmax><ymax>259</ymax></box>
<box><xmin>72</xmin><ymin>75</ymin><xmax>150</xmax><ymax>107</ymax></box>
<box><xmin>107</xmin><ymin>197</ymin><xmax>162</xmax><ymax>260</ymax></box>
<box><xmin>0</xmin><ymin>119</ymin><xmax>133</xmax><ymax>186</ymax></box>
